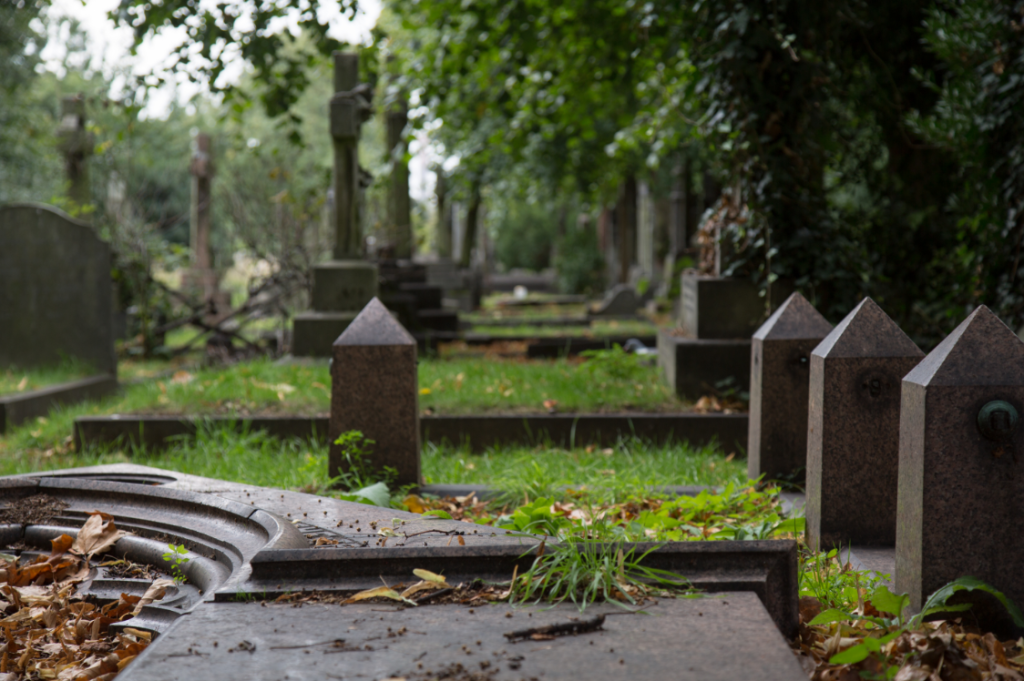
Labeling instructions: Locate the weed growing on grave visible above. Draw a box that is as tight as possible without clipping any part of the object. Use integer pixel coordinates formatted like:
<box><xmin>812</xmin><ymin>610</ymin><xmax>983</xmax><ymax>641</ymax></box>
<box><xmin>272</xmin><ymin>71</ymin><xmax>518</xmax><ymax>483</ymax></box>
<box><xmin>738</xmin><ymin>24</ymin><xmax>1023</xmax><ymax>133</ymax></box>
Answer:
<box><xmin>162</xmin><ymin>543</ymin><xmax>189</xmax><ymax>583</ymax></box>
<box><xmin>509</xmin><ymin>539</ymin><xmax>695</xmax><ymax>611</ymax></box>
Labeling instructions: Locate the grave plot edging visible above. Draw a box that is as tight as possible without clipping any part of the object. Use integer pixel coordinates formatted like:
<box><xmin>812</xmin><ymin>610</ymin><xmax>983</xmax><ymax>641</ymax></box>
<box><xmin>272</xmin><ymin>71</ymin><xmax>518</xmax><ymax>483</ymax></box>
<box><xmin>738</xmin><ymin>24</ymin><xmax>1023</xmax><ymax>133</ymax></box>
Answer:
<box><xmin>73</xmin><ymin>412</ymin><xmax>748</xmax><ymax>453</ymax></box>
<box><xmin>0</xmin><ymin>374</ymin><xmax>118</xmax><ymax>433</ymax></box>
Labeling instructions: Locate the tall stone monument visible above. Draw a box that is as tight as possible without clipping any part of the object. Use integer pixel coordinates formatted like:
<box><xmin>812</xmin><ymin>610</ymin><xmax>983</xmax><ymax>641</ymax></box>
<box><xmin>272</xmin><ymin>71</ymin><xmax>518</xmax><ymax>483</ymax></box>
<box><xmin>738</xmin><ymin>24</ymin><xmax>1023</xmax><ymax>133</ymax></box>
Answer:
<box><xmin>184</xmin><ymin>133</ymin><xmax>230</xmax><ymax>322</ymax></box>
<box><xmin>387</xmin><ymin>89</ymin><xmax>412</xmax><ymax>259</ymax></box>
<box><xmin>56</xmin><ymin>94</ymin><xmax>94</xmax><ymax>211</ymax></box>
<box><xmin>292</xmin><ymin>52</ymin><xmax>379</xmax><ymax>357</ymax></box>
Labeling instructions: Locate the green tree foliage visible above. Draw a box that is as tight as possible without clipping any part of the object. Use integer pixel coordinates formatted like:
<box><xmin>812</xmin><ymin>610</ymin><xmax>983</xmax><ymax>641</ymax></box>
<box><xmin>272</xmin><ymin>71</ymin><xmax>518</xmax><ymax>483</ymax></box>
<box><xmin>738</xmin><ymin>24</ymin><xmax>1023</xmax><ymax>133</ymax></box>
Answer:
<box><xmin>908</xmin><ymin>0</ymin><xmax>1024</xmax><ymax>332</ymax></box>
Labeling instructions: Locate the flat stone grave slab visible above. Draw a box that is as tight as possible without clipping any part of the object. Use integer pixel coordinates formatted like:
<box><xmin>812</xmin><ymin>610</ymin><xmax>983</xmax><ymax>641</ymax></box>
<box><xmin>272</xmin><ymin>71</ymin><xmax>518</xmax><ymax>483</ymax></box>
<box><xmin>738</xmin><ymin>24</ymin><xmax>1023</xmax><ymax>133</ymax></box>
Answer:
<box><xmin>4</xmin><ymin>464</ymin><xmax>803</xmax><ymax>679</ymax></box>
<box><xmin>118</xmin><ymin>594</ymin><xmax>805</xmax><ymax>681</ymax></box>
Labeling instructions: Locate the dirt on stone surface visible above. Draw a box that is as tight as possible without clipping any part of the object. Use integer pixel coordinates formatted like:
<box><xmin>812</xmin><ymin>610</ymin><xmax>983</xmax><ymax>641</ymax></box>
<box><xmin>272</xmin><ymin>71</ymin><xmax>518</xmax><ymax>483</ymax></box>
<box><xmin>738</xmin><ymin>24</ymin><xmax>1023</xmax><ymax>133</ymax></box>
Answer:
<box><xmin>0</xmin><ymin>493</ymin><xmax>69</xmax><ymax>525</ymax></box>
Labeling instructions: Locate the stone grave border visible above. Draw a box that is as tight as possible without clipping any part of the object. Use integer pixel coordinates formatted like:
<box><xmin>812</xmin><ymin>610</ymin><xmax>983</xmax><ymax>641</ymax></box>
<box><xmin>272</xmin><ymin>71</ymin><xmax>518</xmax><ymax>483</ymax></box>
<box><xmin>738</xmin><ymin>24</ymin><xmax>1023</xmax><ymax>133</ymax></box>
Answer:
<box><xmin>416</xmin><ymin>332</ymin><xmax>658</xmax><ymax>356</ymax></box>
<box><xmin>72</xmin><ymin>412</ymin><xmax>747</xmax><ymax>453</ymax></box>
<box><xmin>232</xmin><ymin>539</ymin><xmax>799</xmax><ymax>637</ymax></box>
<box><xmin>0</xmin><ymin>374</ymin><xmax>118</xmax><ymax>434</ymax></box>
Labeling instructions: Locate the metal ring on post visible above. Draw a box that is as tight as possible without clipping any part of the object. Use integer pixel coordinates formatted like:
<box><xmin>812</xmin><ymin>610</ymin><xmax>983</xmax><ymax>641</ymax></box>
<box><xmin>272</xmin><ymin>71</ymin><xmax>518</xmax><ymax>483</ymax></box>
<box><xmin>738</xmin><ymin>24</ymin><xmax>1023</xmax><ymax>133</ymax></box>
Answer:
<box><xmin>977</xmin><ymin>400</ymin><xmax>1020</xmax><ymax>442</ymax></box>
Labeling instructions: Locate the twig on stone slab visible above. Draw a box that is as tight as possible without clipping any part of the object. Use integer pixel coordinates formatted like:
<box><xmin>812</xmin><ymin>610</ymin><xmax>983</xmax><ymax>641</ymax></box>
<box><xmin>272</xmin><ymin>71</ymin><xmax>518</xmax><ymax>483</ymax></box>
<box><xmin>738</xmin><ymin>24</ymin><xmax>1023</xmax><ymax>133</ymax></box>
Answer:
<box><xmin>503</xmin><ymin>614</ymin><xmax>606</xmax><ymax>642</ymax></box>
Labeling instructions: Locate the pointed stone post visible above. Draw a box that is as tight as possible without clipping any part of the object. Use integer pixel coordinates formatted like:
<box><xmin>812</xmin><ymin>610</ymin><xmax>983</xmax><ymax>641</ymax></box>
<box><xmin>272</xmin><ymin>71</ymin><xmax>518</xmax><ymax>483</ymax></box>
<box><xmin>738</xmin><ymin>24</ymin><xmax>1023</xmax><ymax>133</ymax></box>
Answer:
<box><xmin>896</xmin><ymin>306</ymin><xmax>1024</xmax><ymax>622</ymax></box>
<box><xmin>806</xmin><ymin>298</ymin><xmax>924</xmax><ymax>550</ymax></box>
<box><xmin>748</xmin><ymin>293</ymin><xmax>833</xmax><ymax>482</ymax></box>
<box><xmin>56</xmin><ymin>94</ymin><xmax>94</xmax><ymax>211</ymax></box>
<box><xmin>387</xmin><ymin>89</ymin><xmax>412</xmax><ymax>259</ymax></box>
<box><xmin>329</xmin><ymin>298</ymin><xmax>420</xmax><ymax>487</ymax></box>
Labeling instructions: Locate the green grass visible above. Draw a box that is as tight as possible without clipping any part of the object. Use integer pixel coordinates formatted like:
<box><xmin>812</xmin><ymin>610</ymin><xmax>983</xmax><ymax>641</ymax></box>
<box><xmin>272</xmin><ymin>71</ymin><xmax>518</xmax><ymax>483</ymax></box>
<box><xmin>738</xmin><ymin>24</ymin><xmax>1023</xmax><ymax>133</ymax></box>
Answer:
<box><xmin>0</xmin><ymin>422</ymin><xmax>741</xmax><ymax>497</ymax></box>
<box><xmin>469</xmin><ymin>319</ymin><xmax>657</xmax><ymax>338</ymax></box>
<box><xmin>0</xmin><ymin>359</ymin><xmax>96</xmax><ymax>395</ymax></box>
<box><xmin>418</xmin><ymin>356</ymin><xmax>686</xmax><ymax>414</ymax></box>
<box><xmin>0</xmin><ymin>354</ymin><xmax>689</xmax><ymax>465</ymax></box>
<box><xmin>422</xmin><ymin>439</ymin><xmax>744</xmax><ymax>502</ymax></box>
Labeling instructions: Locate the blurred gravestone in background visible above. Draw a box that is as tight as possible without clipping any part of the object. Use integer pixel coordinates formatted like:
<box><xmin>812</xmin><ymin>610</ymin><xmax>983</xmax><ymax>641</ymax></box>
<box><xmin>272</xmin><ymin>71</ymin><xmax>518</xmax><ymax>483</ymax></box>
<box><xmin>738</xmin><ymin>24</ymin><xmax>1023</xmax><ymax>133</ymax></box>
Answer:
<box><xmin>0</xmin><ymin>203</ymin><xmax>116</xmax><ymax>375</ymax></box>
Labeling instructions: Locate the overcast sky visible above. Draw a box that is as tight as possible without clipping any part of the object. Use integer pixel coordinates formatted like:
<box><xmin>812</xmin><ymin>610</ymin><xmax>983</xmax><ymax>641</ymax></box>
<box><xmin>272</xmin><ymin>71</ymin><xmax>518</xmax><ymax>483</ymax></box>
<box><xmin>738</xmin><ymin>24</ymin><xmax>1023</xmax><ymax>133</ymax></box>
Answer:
<box><xmin>44</xmin><ymin>0</ymin><xmax>383</xmax><ymax>115</ymax></box>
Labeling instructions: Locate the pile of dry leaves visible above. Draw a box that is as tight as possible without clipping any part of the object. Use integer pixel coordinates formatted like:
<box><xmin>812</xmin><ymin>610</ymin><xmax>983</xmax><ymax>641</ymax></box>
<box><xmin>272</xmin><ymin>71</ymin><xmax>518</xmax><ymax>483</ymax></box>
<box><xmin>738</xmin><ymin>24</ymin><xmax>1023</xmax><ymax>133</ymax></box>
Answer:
<box><xmin>793</xmin><ymin>597</ymin><xmax>1024</xmax><ymax>681</ymax></box>
<box><xmin>0</xmin><ymin>507</ymin><xmax>172</xmax><ymax>680</ymax></box>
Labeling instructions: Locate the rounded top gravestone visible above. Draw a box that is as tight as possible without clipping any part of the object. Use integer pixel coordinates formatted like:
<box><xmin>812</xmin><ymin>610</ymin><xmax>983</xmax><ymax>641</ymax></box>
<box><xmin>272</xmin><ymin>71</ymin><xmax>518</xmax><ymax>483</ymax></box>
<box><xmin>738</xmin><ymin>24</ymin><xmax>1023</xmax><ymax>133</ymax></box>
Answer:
<box><xmin>0</xmin><ymin>203</ymin><xmax>116</xmax><ymax>375</ymax></box>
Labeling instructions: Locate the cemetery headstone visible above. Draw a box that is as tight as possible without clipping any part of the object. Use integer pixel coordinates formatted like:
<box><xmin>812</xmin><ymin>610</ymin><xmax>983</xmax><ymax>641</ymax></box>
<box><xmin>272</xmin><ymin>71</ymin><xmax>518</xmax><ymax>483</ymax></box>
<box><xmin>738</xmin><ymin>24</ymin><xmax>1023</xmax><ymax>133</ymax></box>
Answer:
<box><xmin>806</xmin><ymin>297</ymin><xmax>924</xmax><ymax>550</ymax></box>
<box><xmin>896</xmin><ymin>306</ymin><xmax>1024</xmax><ymax>624</ymax></box>
<box><xmin>56</xmin><ymin>94</ymin><xmax>94</xmax><ymax>210</ymax></box>
<box><xmin>659</xmin><ymin>273</ymin><xmax>794</xmax><ymax>401</ymax></box>
<box><xmin>748</xmin><ymin>292</ymin><xmax>833</xmax><ymax>482</ymax></box>
<box><xmin>292</xmin><ymin>52</ymin><xmax>380</xmax><ymax>356</ymax></box>
<box><xmin>591</xmin><ymin>284</ymin><xmax>639</xmax><ymax>317</ymax></box>
<box><xmin>329</xmin><ymin>297</ymin><xmax>420</xmax><ymax>487</ymax></box>
<box><xmin>0</xmin><ymin>203</ymin><xmax>116</xmax><ymax>374</ymax></box>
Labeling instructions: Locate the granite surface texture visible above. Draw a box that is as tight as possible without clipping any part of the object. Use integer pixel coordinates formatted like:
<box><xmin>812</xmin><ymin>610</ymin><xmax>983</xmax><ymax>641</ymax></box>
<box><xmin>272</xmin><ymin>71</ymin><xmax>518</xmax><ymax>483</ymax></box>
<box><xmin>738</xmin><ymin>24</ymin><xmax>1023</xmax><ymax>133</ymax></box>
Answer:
<box><xmin>748</xmin><ymin>293</ymin><xmax>833</xmax><ymax>481</ymax></box>
<box><xmin>806</xmin><ymin>298</ymin><xmax>924</xmax><ymax>549</ymax></box>
<box><xmin>896</xmin><ymin>306</ymin><xmax>1024</xmax><ymax>622</ymax></box>
<box><xmin>331</xmin><ymin>298</ymin><xmax>420</xmax><ymax>486</ymax></box>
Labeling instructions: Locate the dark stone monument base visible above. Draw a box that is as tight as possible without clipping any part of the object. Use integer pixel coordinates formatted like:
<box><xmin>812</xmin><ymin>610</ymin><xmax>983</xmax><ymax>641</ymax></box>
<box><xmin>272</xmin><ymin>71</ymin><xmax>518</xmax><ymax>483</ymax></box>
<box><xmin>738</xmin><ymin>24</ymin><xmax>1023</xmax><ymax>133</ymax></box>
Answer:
<box><xmin>658</xmin><ymin>330</ymin><xmax>751</xmax><ymax>400</ymax></box>
<box><xmin>679</xmin><ymin>276</ymin><xmax>780</xmax><ymax>339</ymax></box>
<box><xmin>309</xmin><ymin>260</ymin><xmax>378</xmax><ymax>311</ymax></box>
<box><xmin>291</xmin><ymin>311</ymin><xmax>358</xmax><ymax>357</ymax></box>
<box><xmin>0</xmin><ymin>374</ymin><xmax>118</xmax><ymax>433</ymax></box>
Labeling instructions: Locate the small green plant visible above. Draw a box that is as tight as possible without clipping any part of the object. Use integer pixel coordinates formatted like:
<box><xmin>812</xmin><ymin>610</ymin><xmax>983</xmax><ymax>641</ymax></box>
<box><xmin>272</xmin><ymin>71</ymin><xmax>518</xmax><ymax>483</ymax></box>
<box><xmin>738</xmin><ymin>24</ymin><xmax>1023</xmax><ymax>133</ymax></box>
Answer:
<box><xmin>162</xmin><ymin>543</ymin><xmax>189</xmax><ymax>583</ymax></box>
<box><xmin>808</xmin><ymin>576</ymin><xmax>1024</xmax><ymax>671</ymax></box>
<box><xmin>331</xmin><ymin>430</ymin><xmax>394</xmax><ymax>490</ymax></box>
<box><xmin>578</xmin><ymin>344</ymin><xmax>646</xmax><ymax>380</ymax></box>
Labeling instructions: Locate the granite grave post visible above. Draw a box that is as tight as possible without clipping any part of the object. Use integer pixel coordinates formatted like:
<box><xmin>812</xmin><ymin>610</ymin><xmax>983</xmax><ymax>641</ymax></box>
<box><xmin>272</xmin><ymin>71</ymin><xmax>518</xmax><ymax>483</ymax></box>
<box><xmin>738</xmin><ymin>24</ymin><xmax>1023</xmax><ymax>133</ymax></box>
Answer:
<box><xmin>748</xmin><ymin>293</ymin><xmax>833</xmax><ymax>482</ymax></box>
<box><xmin>896</xmin><ymin>306</ymin><xmax>1024</xmax><ymax>627</ymax></box>
<box><xmin>806</xmin><ymin>298</ymin><xmax>924</xmax><ymax>550</ymax></box>
<box><xmin>329</xmin><ymin>298</ymin><xmax>420</xmax><ymax>487</ymax></box>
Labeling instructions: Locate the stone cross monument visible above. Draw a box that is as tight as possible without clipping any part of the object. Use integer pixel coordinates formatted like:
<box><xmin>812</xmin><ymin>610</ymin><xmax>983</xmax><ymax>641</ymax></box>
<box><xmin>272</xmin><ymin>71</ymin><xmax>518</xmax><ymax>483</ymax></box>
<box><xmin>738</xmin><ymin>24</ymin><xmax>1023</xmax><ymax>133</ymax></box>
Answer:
<box><xmin>56</xmin><ymin>94</ymin><xmax>94</xmax><ymax>211</ymax></box>
<box><xmin>291</xmin><ymin>52</ymin><xmax>380</xmax><ymax>357</ymax></box>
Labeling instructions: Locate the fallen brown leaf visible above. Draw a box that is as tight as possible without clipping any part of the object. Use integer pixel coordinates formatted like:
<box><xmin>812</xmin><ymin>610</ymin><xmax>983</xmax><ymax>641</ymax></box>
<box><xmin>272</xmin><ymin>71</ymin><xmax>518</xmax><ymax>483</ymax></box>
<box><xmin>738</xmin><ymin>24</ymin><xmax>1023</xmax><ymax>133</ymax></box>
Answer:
<box><xmin>71</xmin><ymin>512</ymin><xmax>128</xmax><ymax>559</ymax></box>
